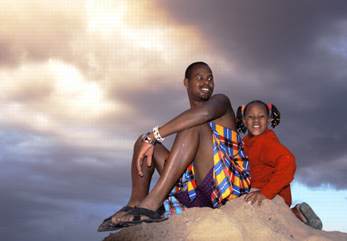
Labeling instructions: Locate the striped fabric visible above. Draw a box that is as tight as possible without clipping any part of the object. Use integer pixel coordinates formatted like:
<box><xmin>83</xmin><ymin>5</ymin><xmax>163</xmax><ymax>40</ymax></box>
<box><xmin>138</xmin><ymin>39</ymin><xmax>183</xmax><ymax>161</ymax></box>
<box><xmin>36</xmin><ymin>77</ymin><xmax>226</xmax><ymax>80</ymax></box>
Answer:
<box><xmin>209</xmin><ymin>122</ymin><xmax>251</xmax><ymax>207</ymax></box>
<box><xmin>163</xmin><ymin>122</ymin><xmax>251</xmax><ymax>215</ymax></box>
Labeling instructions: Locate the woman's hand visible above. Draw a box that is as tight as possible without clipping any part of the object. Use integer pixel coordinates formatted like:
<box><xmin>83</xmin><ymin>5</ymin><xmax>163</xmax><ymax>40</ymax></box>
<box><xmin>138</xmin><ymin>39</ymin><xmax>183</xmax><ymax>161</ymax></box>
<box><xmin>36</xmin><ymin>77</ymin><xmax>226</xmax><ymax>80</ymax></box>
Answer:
<box><xmin>244</xmin><ymin>190</ymin><xmax>266</xmax><ymax>206</ymax></box>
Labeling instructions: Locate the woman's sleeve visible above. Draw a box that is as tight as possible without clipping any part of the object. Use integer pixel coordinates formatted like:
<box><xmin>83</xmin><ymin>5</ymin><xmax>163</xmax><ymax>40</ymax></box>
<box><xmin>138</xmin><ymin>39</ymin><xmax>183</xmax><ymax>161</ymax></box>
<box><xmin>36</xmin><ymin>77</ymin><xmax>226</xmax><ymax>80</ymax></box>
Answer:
<box><xmin>260</xmin><ymin>141</ymin><xmax>296</xmax><ymax>200</ymax></box>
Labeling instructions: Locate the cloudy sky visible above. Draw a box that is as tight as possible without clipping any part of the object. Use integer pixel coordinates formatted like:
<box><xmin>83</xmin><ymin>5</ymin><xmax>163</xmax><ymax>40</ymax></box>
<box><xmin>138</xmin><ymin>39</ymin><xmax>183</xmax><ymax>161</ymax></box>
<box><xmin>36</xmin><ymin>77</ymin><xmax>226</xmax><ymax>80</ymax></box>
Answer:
<box><xmin>1</xmin><ymin>0</ymin><xmax>347</xmax><ymax>240</ymax></box>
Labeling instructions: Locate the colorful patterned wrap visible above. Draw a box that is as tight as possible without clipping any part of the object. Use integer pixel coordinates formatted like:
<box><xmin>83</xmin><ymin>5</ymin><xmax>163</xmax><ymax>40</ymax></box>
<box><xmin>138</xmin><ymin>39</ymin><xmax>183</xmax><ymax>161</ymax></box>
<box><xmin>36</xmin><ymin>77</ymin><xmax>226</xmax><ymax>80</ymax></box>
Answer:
<box><xmin>163</xmin><ymin>122</ymin><xmax>251</xmax><ymax>215</ymax></box>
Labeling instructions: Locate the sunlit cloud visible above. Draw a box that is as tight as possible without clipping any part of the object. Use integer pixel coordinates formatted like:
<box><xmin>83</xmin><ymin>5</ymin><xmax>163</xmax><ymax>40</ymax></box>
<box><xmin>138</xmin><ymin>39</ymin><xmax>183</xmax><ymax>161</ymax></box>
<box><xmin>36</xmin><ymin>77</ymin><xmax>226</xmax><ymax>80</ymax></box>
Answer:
<box><xmin>1</xmin><ymin>0</ymin><xmax>229</xmax><ymax>155</ymax></box>
<box><xmin>0</xmin><ymin>59</ymin><xmax>133</xmax><ymax>151</ymax></box>
<box><xmin>1</xmin><ymin>59</ymin><xmax>119</xmax><ymax>119</ymax></box>
<box><xmin>82</xmin><ymin>0</ymin><xmax>230</xmax><ymax>88</ymax></box>
<box><xmin>0</xmin><ymin>0</ymin><xmax>232</xmax><ymax>138</ymax></box>
<box><xmin>86</xmin><ymin>0</ymin><xmax>128</xmax><ymax>37</ymax></box>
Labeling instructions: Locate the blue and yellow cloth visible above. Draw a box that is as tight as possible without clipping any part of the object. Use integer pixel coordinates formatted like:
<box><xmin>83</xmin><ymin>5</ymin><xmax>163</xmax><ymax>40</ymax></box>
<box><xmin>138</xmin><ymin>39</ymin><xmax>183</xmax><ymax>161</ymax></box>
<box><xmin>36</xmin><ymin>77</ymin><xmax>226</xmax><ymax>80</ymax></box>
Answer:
<box><xmin>163</xmin><ymin>122</ymin><xmax>251</xmax><ymax>215</ymax></box>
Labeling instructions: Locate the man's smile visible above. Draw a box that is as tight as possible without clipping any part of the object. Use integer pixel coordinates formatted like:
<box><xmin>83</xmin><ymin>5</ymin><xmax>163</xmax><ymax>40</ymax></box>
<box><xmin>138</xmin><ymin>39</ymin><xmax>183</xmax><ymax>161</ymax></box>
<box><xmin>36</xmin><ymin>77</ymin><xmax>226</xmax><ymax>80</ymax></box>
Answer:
<box><xmin>200</xmin><ymin>87</ymin><xmax>211</xmax><ymax>93</ymax></box>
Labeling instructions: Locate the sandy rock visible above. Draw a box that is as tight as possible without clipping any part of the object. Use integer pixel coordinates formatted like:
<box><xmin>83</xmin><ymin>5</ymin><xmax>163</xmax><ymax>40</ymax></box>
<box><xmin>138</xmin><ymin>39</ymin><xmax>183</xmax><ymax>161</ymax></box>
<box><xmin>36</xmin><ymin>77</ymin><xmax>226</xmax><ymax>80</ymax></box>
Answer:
<box><xmin>103</xmin><ymin>197</ymin><xmax>347</xmax><ymax>241</ymax></box>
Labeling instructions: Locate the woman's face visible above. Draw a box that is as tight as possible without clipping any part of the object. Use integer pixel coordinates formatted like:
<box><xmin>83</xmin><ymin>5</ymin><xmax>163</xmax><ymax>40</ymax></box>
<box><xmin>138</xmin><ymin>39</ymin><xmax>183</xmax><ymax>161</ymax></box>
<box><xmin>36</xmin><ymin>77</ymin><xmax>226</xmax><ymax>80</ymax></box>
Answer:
<box><xmin>243</xmin><ymin>103</ymin><xmax>270</xmax><ymax>136</ymax></box>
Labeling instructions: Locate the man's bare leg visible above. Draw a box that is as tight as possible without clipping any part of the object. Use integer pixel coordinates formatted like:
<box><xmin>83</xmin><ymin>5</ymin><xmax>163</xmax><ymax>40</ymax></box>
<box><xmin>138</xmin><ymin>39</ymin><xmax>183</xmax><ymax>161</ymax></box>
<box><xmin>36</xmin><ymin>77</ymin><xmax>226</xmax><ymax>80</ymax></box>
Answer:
<box><xmin>117</xmin><ymin>126</ymin><xmax>200</xmax><ymax>223</ymax></box>
<box><xmin>111</xmin><ymin>137</ymin><xmax>169</xmax><ymax>223</ymax></box>
<box><xmin>128</xmin><ymin>138</ymin><xmax>169</xmax><ymax>205</ymax></box>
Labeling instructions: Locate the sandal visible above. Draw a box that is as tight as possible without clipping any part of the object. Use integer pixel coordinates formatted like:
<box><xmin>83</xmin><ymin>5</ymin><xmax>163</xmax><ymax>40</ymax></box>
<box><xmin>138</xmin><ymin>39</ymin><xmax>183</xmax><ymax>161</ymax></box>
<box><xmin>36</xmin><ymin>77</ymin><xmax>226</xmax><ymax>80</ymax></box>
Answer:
<box><xmin>294</xmin><ymin>202</ymin><xmax>323</xmax><ymax>230</ymax></box>
<box><xmin>116</xmin><ymin>207</ymin><xmax>168</xmax><ymax>227</ymax></box>
<box><xmin>97</xmin><ymin>205</ymin><xmax>134</xmax><ymax>232</ymax></box>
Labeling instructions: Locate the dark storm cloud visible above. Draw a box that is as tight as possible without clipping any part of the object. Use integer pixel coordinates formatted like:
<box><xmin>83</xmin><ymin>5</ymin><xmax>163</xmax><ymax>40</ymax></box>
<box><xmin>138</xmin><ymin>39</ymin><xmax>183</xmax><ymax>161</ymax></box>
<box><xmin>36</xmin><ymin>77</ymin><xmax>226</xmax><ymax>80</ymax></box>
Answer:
<box><xmin>0</xmin><ymin>128</ymin><xmax>131</xmax><ymax>241</ymax></box>
<box><xmin>110</xmin><ymin>77</ymin><xmax>188</xmax><ymax>128</ymax></box>
<box><xmin>155</xmin><ymin>0</ymin><xmax>347</xmax><ymax>68</ymax></box>
<box><xmin>0</xmin><ymin>128</ymin><xmax>132</xmax><ymax>201</ymax></box>
<box><xmin>150</xmin><ymin>0</ymin><xmax>347</xmax><ymax>188</ymax></box>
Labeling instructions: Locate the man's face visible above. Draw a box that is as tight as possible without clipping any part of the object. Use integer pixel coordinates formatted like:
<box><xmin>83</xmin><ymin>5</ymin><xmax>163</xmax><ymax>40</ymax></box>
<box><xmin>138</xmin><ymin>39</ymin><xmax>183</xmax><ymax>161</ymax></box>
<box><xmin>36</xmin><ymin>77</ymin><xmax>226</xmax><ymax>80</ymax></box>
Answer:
<box><xmin>185</xmin><ymin>66</ymin><xmax>214</xmax><ymax>101</ymax></box>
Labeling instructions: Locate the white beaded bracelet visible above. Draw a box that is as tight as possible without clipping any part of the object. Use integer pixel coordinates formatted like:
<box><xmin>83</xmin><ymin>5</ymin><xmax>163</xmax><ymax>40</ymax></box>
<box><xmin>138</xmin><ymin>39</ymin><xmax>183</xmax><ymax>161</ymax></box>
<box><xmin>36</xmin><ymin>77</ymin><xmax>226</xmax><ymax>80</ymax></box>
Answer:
<box><xmin>152</xmin><ymin>126</ymin><xmax>165</xmax><ymax>143</ymax></box>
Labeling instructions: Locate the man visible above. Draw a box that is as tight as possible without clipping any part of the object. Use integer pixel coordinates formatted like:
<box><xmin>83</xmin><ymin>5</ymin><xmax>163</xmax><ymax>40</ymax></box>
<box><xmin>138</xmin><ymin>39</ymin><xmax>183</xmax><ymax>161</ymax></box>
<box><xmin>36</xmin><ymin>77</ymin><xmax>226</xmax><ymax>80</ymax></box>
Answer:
<box><xmin>98</xmin><ymin>62</ymin><xmax>250</xmax><ymax>231</ymax></box>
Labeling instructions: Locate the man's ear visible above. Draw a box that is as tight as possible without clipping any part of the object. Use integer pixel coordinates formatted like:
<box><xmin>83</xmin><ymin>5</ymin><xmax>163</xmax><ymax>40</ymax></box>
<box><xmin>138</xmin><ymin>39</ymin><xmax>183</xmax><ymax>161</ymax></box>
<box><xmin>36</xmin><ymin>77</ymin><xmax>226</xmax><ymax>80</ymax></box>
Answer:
<box><xmin>184</xmin><ymin>78</ymin><xmax>189</xmax><ymax>88</ymax></box>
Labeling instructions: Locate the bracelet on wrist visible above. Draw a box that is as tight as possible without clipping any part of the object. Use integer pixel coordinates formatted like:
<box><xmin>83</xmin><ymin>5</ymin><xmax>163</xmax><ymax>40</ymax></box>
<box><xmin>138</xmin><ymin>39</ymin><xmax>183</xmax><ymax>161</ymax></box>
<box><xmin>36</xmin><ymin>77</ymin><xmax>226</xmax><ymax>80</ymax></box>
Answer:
<box><xmin>152</xmin><ymin>126</ymin><xmax>165</xmax><ymax>143</ymax></box>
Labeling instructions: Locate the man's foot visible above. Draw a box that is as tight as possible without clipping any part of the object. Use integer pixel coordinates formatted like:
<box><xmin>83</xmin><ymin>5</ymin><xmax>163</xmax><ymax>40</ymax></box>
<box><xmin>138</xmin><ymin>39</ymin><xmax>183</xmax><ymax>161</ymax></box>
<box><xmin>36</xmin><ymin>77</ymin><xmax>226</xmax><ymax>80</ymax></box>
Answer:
<box><xmin>115</xmin><ymin>207</ymin><xmax>167</xmax><ymax>226</ymax></box>
<box><xmin>97</xmin><ymin>205</ymin><xmax>134</xmax><ymax>232</ymax></box>
<box><xmin>292</xmin><ymin>202</ymin><xmax>323</xmax><ymax>230</ymax></box>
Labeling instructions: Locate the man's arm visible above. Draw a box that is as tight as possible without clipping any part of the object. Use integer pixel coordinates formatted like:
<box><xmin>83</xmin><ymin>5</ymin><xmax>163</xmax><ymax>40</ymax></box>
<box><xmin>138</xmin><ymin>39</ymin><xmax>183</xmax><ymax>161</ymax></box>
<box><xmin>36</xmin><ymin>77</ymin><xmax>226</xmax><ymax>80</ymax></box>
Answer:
<box><xmin>150</xmin><ymin>94</ymin><xmax>231</xmax><ymax>139</ymax></box>
<box><xmin>136</xmin><ymin>94</ymin><xmax>232</xmax><ymax>176</ymax></box>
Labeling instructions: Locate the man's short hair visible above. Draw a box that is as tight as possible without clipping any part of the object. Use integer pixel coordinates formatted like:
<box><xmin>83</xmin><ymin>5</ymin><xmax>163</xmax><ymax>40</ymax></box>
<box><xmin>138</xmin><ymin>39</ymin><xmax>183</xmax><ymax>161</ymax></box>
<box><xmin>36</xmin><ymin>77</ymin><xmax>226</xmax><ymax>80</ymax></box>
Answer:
<box><xmin>185</xmin><ymin>62</ymin><xmax>210</xmax><ymax>80</ymax></box>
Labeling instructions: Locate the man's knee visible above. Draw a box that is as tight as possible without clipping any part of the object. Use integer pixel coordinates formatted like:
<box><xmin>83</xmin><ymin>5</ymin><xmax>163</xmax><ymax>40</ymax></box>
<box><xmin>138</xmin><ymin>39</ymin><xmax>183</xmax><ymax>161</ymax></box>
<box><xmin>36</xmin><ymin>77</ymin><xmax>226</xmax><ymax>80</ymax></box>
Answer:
<box><xmin>133</xmin><ymin>135</ymin><xmax>143</xmax><ymax>150</ymax></box>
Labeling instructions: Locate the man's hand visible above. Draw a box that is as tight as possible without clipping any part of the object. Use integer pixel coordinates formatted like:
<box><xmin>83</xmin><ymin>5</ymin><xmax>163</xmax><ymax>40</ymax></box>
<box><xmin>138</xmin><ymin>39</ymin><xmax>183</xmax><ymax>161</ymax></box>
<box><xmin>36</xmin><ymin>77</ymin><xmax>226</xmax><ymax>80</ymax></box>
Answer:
<box><xmin>244</xmin><ymin>190</ymin><xmax>266</xmax><ymax>206</ymax></box>
<box><xmin>135</xmin><ymin>140</ymin><xmax>154</xmax><ymax>177</ymax></box>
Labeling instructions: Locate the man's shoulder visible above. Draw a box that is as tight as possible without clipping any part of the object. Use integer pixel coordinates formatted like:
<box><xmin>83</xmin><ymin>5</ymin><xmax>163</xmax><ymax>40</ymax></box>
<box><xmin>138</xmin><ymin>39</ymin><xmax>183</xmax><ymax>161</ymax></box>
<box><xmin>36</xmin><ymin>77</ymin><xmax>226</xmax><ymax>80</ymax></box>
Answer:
<box><xmin>211</xmin><ymin>93</ymin><xmax>231</xmax><ymax>102</ymax></box>
<box><xmin>202</xmin><ymin>93</ymin><xmax>235</xmax><ymax>129</ymax></box>
<box><xmin>209</xmin><ymin>93</ymin><xmax>233</xmax><ymax>111</ymax></box>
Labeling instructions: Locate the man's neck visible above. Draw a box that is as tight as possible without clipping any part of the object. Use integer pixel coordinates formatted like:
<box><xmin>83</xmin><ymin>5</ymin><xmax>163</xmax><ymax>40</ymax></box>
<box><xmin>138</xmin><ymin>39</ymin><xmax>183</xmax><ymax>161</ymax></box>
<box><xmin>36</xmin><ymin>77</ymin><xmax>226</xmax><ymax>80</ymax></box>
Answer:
<box><xmin>189</xmin><ymin>98</ymin><xmax>208</xmax><ymax>108</ymax></box>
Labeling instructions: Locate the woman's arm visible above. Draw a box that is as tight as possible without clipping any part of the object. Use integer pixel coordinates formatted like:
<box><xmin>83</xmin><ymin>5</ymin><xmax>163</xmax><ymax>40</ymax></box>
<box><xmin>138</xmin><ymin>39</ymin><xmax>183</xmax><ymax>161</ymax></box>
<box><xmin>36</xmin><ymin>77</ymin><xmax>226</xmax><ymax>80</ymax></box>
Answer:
<box><xmin>244</xmin><ymin>142</ymin><xmax>296</xmax><ymax>206</ymax></box>
<box><xmin>260</xmin><ymin>143</ymin><xmax>296</xmax><ymax>200</ymax></box>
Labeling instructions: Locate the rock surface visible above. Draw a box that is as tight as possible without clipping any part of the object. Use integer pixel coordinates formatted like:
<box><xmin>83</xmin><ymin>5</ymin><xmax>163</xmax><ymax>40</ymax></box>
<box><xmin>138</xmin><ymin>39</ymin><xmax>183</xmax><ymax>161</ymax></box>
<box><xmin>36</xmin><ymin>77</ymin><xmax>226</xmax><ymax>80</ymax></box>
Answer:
<box><xmin>103</xmin><ymin>197</ymin><xmax>347</xmax><ymax>241</ymax></box>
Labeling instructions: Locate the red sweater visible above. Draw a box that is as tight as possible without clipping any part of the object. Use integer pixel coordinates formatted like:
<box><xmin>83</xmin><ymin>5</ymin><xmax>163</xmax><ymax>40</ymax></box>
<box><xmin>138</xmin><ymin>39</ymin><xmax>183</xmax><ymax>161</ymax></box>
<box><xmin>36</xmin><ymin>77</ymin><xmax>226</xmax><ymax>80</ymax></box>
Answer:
<box><xmin>243</xmin><ymin>129</ymin><xmax>296</xmax><ymax>206</ymax></box>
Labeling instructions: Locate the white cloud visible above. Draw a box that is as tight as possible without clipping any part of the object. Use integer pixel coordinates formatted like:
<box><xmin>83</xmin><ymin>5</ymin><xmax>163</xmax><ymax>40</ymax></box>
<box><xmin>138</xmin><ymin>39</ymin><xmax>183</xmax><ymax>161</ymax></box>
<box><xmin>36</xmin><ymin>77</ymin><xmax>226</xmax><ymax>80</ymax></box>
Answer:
<box><xmin>0</xmin><ymin>59</ymin><xmax>134</xmax><ymax>151</ymax></box>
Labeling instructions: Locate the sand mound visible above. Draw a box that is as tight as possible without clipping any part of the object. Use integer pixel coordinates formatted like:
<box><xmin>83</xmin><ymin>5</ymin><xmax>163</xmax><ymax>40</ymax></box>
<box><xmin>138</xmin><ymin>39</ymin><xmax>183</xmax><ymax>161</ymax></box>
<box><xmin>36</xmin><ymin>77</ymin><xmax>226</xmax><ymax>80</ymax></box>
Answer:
<box><xmin>103</xmin><ymin>197</ymin><xmax>347</xmax><ymax>241</ymax></box>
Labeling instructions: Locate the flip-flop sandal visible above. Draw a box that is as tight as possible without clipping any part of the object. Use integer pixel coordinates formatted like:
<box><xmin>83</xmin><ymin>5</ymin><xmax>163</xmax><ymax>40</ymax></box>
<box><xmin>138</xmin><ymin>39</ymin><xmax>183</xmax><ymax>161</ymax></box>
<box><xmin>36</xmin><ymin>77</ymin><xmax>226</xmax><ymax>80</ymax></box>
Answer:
<box><xmin>117</xmin><ymin>207</ymin><xmax>168</xmax><ymax>227</ymax></box>
<box><xmin>97</xmin><ymin>205</ymin><xmax>134</xmax><ymax>232</ymax></box>
<box><xmin>298</xmin><ymin>202</ymin><xmax>323</xmax><ymax>230</ymax></box>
